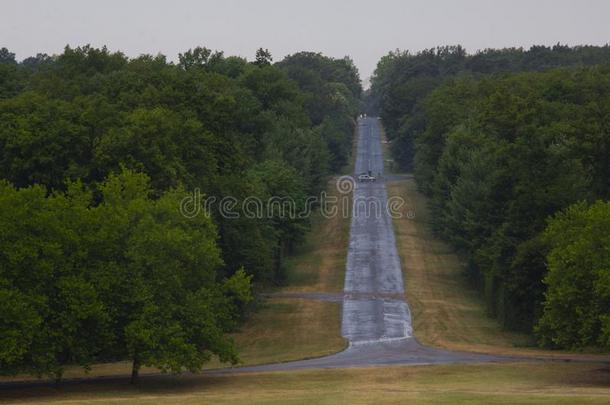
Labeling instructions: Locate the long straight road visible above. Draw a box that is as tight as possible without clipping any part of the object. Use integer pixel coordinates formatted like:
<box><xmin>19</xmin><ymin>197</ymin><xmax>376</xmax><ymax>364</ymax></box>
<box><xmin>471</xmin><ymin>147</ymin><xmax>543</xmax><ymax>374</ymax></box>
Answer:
<box><xmin>223</xmin><ymin>117</ymin><xmax>502</xmax><ymax>372</ymax></box>
<box><xmin>341</xmin><ymin>117</ymin><xmax>412</xmax><ymax>343</ymax></box>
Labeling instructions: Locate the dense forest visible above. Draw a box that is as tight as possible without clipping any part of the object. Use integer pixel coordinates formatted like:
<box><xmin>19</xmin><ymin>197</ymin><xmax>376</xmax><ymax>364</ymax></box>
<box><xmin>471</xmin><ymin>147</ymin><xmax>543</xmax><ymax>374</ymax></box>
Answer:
<box><xmin>369</xmin><ymin>45</ymin><xmax>610</xmax><ymax>349</ymax></box>
<box><xmin>0</xmin><ymin>46</ymin><xmax>361</xmax><ymax>381</ymax></box>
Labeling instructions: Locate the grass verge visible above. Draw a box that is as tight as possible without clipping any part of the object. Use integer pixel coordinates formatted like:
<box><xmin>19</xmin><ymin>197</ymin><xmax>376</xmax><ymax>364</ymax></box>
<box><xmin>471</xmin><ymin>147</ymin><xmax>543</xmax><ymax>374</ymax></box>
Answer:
<box><xmin>219</xmin><ymin>175</ymin><xmax>352</xmax><ymax>365</ymax></box>
<box><xmin>282</xmin><ymin>177</ymin><xmax>351</xmax><ymax>293</ymax></box>
<box><xmin>225</xmin><ymin>298</ymin><xmax>345</xmax><ymax>366</ymax></box>
<box><xmin>387</xmin><ymin>178</ymin><xmax>610</xmax><ymax>361</ymax></box>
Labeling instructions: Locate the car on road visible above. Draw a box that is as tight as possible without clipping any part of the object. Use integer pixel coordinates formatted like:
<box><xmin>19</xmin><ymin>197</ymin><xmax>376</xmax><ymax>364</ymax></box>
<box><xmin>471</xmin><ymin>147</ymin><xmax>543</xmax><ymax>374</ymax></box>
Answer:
<box><xmin>358</xmin><ymin>173</ymin><xmax>376</xmax><ymax>182</ymax></box>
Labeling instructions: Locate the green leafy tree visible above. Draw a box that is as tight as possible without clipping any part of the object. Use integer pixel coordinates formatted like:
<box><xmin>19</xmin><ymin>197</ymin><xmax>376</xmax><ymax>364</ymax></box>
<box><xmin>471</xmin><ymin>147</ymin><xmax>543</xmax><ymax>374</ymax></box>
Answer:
<box><xmin>0</xmin><ymin>170</ymin><xmax>252</xmax><ymax>382</ymax></box>
<box><xmin>254</xmin><ymin>48</ymin><xmax>272</xmax><ymax>66</ymax></box>
<box><xmin>0</xmin><ymin>47</ymin><xmax>16</xmax><ymax>64</ymax></box>
<box><xmin>0</xmin><ymin>180</ymin><xmax>110</xmax><ymax>381</ymax></box>
<box><xmin>0</xmin><ymin>44</ymin><xmax>358</xmax><ymax>380</ymax></box>
<box><xmin>377</xmin><ymin>59</ymin><xmax>610</xmax><ymax>335</ymax></box>
<box><xmin>536</xmin><ymin>201</ymin><xmax>610</xmax><ymax>350</ymax></box>
<box><xmin>95</xmin><ymin>170</ymin><xmax>251</xmax><ymax>383</ymax></box>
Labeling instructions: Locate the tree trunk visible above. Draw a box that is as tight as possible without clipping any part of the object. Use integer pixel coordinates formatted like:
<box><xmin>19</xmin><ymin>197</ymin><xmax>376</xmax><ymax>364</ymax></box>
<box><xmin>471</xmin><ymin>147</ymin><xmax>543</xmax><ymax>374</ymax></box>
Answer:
<box><xmin>53</xmin><ymin>372</ymin><xmax>62</xmax><ymax>389</ymax></box>
<box><xmin>130</xmin><ymin>356</ymin><xmax>140</xmax><ymax>385</ymax></box>
<box><xmin>274</xmin><ymin>242</ymin><xmax>284</xmax><ymax>282</ymax></box>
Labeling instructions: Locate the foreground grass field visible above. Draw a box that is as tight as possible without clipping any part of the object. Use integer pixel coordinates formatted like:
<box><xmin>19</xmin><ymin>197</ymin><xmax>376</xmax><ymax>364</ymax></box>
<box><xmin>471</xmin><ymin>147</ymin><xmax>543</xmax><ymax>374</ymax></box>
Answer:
<box><xmin>387</xmin><ymin>178</ymin><xmax>610</xmax><ymax>361</ymax></box>
<box><xmin>2</xmin><ymin>363</ymin><xmax>610</xmax><ymax>404</ymax></box>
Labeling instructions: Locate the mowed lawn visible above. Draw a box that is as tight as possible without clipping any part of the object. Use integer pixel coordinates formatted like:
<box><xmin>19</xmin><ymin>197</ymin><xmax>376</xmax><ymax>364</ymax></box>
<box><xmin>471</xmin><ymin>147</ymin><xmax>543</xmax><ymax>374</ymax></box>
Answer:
<box><xmin>210</xmin><ymin>297</ymin><xmax>345</xmax><ymax>368</ymax></box>
<box><xmin>282</xmin><ymin>179</ymin><xmax>351</xmax><ymax>294</ymax></box>
<box><xmin>387</xmin><ymin>178</ymin><xmax>610</xmax><ymax>362</ymax></box>
<box><xmin>3</xmin><ymin>363</ymin><xmax>610</xmax><ymax>404</ymax></box>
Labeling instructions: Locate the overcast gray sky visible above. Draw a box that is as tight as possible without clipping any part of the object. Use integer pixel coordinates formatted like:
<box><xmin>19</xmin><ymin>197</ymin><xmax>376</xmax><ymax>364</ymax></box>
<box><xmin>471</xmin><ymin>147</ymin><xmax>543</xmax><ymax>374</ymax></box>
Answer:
<box><xmin>3</xmin><ymin>0</ymin><xmax>610</xmax><ymax>84</ymax></box>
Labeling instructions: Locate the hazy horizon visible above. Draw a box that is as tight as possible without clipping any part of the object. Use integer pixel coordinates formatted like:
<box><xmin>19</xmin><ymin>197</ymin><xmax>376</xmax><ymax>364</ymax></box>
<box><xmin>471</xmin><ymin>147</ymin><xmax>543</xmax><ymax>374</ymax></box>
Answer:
<box><xmin>3</xmin><ymin>0</ymin><xmax>610</xmax><ymax>84</ymax></box>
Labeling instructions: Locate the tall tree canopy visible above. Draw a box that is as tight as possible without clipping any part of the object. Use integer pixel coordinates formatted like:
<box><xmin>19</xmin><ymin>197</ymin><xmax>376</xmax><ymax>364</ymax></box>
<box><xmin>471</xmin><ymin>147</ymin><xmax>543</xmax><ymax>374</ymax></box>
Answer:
<box><xmin>0</xmin><ymin>45</ymin><xmax>361</xmax><ymax>380</ymax></box>
<box><xmin>369</xmin><ymin>45</ymin><xmax>610</xmax><ymax>347</ymax></box>
<box><xmin>537</xmin><ymin>201</ymin><xmax>610</xmax><ymax>350</ymax></box>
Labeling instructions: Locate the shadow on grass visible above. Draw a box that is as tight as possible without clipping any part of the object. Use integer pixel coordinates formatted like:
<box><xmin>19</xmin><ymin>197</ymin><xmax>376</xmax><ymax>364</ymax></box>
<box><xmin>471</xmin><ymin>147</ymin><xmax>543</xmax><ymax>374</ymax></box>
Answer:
<box><xmin>0</xmin><ymin>373</ymin><xmax>240</xmax><ymax>403</ymax></box>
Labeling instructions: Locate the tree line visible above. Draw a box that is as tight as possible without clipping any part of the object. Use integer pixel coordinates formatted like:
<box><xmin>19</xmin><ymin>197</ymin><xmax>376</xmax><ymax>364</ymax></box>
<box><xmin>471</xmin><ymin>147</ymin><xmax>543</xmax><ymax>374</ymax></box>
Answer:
<box><xmin>369</xmin><ymin>45</ymin><xmax>610</xmax><ymax>350</ymax></box>
<box><xmin>0</xmin><ymin>45</ymin><xmax>361</xmax><ymax>381</ymax></box>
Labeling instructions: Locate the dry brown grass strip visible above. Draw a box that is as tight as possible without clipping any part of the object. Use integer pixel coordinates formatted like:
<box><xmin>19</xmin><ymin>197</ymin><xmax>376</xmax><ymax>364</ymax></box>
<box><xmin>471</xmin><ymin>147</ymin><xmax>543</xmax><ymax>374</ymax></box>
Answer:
<box><xmin>388</xmin><ymin>178</ymin><xmax>610</xmax><ymax>361</ymax></box>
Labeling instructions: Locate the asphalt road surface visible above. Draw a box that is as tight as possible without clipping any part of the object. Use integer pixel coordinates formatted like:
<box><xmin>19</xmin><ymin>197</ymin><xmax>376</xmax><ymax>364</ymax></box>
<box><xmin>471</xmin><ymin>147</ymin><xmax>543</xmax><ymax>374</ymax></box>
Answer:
<box><xmin>342</xmin><ymin>116</ymin><xmax>411</xmax><ymax>344</ymax></box>
<box><xmin>225</xmin><ymin>117</ymin><xmax>503</xmax><ymax>373</ymax></box>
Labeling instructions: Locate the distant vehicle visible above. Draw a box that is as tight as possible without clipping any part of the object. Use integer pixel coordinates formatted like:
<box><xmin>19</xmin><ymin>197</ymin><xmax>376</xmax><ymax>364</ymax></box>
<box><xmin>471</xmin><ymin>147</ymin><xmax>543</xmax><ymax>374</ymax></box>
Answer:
<box><xmin>358</xmin><ymin>173</ymin><xmax>376</xmax><ymax>182</ymax></box>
